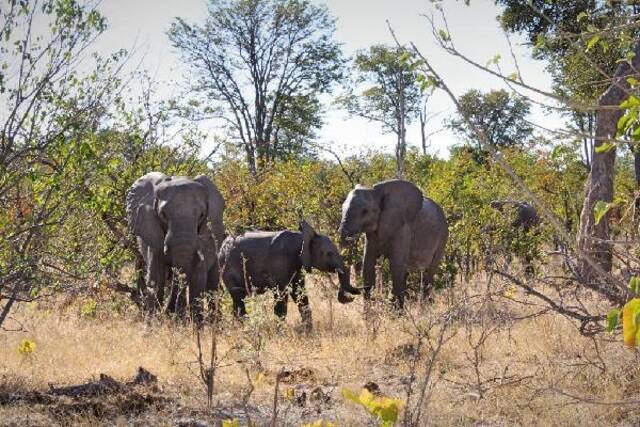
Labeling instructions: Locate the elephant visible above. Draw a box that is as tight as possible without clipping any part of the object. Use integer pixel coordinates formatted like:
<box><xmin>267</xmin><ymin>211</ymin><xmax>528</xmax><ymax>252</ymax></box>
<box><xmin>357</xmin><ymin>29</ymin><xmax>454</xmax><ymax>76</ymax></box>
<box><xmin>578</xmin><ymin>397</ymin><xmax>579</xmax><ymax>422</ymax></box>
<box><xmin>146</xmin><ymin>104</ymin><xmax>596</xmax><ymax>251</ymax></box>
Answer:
<box><xmin>218</xmin><ymin>220</ymin><xmax>360</xmax><ymax>329</ymax></box>
<box><xmin>490</xmin><ymin>200</ymin><xmax>540</xmax><ymax>231</ymax></box>
<box><xmin>126</xmin><ymin>172</ymin><xmax>225</xmax><ymax>320</ymax></box>
<box><xmin>339</xmin><ymin>179</ymin><xmax>448</xmax><ymax>309</ymax></box>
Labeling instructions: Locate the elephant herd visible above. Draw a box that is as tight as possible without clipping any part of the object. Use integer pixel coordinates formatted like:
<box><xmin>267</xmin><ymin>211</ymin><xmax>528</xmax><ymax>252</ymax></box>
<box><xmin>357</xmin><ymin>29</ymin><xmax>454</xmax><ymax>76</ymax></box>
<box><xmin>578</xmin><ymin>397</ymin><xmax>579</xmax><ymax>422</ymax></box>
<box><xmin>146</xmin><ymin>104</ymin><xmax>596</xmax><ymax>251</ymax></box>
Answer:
<box><xmin>125</xmin><ymin>172</ymin><xmax>476</xmax><ymax>327</ymax></box>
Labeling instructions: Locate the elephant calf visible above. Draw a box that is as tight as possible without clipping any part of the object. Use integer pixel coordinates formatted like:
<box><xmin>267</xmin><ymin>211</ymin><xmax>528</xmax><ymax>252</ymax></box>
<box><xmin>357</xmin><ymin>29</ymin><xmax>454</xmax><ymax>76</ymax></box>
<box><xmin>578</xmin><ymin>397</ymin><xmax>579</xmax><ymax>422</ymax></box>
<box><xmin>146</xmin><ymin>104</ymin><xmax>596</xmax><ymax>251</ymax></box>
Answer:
<box><xmin>339</xmin><ymin>180</ymin><xmax>448</xmax><ymax>309</ymax></box>
<box><xmin>218</xmin><ymin>221</ymin><xmax>360</xmax><ymax>329</ymax></box>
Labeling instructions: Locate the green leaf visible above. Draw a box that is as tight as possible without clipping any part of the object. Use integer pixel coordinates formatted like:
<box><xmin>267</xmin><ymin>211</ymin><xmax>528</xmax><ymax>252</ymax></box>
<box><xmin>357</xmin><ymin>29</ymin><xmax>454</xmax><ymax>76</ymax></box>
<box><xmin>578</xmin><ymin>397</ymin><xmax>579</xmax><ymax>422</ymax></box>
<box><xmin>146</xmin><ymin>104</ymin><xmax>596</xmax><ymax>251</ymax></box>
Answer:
<box><xmin>620</xmin><ymin>95</ymin><xmax>640</xmax><ymax>109</ymax></box>
<box><xmin>586</xmin><ymin>34</ymin><xmax>600</xmax><ymax>51</ymax></box>
<box><xmin>593</xmin><ymin>200</ymin><xmax>613</xmax><ymax>225</ymax></box>
<box><xmin>438</xmin><ymin>29</ymin><xmax>450</xmax><ymax>42</ymax></box>
<box><xmin>534</xmin><ymin>34</ymin><xmax>546</xmax><ymax>49</ymax></box>
<box><xmin>627</xmin><ymin>77</ymin><xmax>638</xmax><ymax>87</ymax></box>
<box><xmin>398</xmin><ymin>51</ymin><xmax>411</xmax><ymax>64</ymax></box>
<box><xmin>630</xmin><ymin>277</ymin><xmax>640</xmax><ymax>295</ymax></box>
<box><xmin>576</xmin><ymin>11</ymin><xmax>589</xmax><ymax>22</ymax></box>
<box><xmin>586</xmin><ymin>24</ymin><xmax>598</xmax><ymax>33</ymax></box>
<box><xmin>594</xmin><ymin>142</ymin><xmax>615</xmax><ymax>154</ymax></box>
<box><xmin>606</xmin><ymin>308</ymin><xmax>620</xmax><ymax>332</ymax></box>
<box><xmin>486</xmin><ymin>54</ymin><xmax>501</xmax><ymax>67</ymax></box>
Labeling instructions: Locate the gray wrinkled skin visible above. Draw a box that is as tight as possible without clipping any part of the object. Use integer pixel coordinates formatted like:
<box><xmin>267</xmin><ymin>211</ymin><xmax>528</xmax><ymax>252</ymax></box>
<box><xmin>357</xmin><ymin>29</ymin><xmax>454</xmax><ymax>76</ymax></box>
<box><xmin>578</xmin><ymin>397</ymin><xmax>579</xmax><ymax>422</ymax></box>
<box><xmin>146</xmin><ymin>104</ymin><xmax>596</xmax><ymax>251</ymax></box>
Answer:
<box><xmin>339</xmin><ymin>179</ymin><xmax>448</xmax><ymax>309</ymax></box>
<box><xmin>490</xmin><ymin>200</ymin><xmax>540</xmax><ymax>231</ymax></box>
<box><xmin>218</xmin><ymin>221</ymin><xmax>358</xmax><ymax>329</ymax></box>
<box><xmin>125</xmin><ymin>172</ymin><xmax>225</xmax><ymax>320</ymax></box>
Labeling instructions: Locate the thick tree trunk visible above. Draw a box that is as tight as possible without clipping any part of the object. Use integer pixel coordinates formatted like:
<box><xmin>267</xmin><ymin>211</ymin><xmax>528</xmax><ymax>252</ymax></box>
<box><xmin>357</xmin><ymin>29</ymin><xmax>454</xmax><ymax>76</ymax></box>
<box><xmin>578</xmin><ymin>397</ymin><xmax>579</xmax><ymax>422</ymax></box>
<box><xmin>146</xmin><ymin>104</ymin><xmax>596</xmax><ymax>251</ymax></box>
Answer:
<box><xmin>577</xmin><ymin>40</ymin><xmax>640</xmax><ymax>282</ymax></box>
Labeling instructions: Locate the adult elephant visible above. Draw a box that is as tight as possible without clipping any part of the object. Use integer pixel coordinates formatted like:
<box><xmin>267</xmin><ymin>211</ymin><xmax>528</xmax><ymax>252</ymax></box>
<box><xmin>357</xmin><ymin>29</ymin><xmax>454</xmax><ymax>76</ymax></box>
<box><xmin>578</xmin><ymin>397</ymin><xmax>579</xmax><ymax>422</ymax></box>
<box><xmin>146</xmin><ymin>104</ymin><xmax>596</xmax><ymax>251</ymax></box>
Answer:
<box><xmin>218</xmin><ymin>220</ymin><xmax>360</xmax><ymax>330</ymax></box>
<box><xmin>339</xmin><ymin>180</ymin><xmax>448</xmax><ymax>309</ymax></box>
<box><xmin>126</xmin><ymin>172</ymin><xmax>225</xmax><ymax>319</ymax></box>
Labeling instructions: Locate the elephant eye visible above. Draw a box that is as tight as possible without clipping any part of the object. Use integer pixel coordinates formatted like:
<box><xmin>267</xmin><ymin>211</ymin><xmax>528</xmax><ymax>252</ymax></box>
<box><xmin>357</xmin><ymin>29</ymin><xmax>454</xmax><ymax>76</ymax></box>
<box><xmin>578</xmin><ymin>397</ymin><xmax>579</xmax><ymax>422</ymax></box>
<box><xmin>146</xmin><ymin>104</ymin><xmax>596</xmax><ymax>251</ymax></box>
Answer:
<box><xmin>362</xmin><ymin>208</ymin><xmax>368</xmax><ymax>215</ymax></box>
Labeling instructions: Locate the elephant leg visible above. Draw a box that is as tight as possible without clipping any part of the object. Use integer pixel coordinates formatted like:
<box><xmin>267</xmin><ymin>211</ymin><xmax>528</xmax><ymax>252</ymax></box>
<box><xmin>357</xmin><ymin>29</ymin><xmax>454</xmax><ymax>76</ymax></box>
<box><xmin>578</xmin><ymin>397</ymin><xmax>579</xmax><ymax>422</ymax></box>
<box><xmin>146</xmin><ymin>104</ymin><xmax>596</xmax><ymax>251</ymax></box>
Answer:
<box><xmin>389</xmin><ymin>228</ymin><xmax>411</xmax><ymax>310</ymax></box>
<box><xmin>273</xmin><ymin>286</ymin><xmax>289</xmax><ymax>319</ymax></box>
<box><xmin>362</xmin><ymin>236</ymin><xmax>380</xmax><ymax>300</ymax></box>
<box><xmin>225</xmin><ymin>273</ymin><xmax>248</xmax><ymax>318</ymax></box>
<box><xmin>167</xmin><ymin>270</ymin><xmax>188</xmax><ymax>317</ymax></box>
<box><xmin>291</xmin><ymin>276</ymin><xmax>312</xmax><ymax>331</ymax></box>
<box><xmin>420</xmin><ymin>270</ymin><xmax>435</xmax><ymax>304</ymax></box>
<box><xmin>205</xmin><ymin>261</ymin><xmax>221</xmax><ymax>319</ymax></box>
<box><xmin>145</xmin><ymin>248</ymin><xmax>168</xmax><ymax>313</ymax></box>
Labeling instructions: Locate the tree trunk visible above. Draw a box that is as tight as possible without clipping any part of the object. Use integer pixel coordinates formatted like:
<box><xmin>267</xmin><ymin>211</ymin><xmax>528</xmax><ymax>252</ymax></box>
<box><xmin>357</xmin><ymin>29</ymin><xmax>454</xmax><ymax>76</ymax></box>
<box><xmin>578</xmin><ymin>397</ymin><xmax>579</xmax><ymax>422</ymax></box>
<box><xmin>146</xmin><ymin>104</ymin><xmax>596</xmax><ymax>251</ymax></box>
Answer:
<box><xmin>420</xmin><ymin>106</ymin><xmax>427</xmax><ymax>155</ymax></box>
<box><xmin>396</xmin><ymin>72</ymin><xmax>406</xmax><ymax>178</ymax></box>
<box><xmin>577</xmin><ymin>40</ymin><xmax>640</xmax><ymax>282</ymax></box>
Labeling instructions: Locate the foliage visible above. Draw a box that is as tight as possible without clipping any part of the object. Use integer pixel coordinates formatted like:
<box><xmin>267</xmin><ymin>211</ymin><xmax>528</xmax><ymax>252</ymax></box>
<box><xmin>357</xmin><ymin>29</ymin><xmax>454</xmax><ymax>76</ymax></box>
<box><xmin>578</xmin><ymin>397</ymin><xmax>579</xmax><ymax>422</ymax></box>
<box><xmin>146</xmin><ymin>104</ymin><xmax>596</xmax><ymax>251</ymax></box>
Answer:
<box><xmin>338</xmin><ymin>44</ymin><xmax>423</xmax><ymax>175</ymax></box>
<box><xmin>446</xmin><ymin>89</ymin><xmax>533</xmax><ymax>153</ymax></box>
<box><xmin>497</xmin><ymin>0</ymin><xmax>639</xmax><ymax>103</ymax></box>
<box><xmin>342</xmin><ymin>388</ymin><xmax>404</xmax><ymax>426</ymax></box>
<box><xmin>0</xmin><ymin>0</ymin><xmax>127</xmax><ymax>328</ymax></box>
<box><xmin>168</xmin><ymin>0</ymin><xmax>344</xmax><ymax>173</ymax></box>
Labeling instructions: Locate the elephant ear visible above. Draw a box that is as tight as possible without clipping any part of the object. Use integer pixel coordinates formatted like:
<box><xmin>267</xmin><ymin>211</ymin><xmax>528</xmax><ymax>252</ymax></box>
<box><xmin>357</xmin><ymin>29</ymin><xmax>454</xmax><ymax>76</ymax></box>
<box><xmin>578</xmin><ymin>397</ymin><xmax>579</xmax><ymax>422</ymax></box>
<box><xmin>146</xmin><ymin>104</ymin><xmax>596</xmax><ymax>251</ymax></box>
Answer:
<box><xmin>373</xmin><ymin>180</ymin><xmax>423</xmax><ymax>242</ymax></box>
<box><xmin>194</xmin><ymin>175</ymin><xmax>226</xmax><ymax>247</ymax></box>
<box><xmin>125</xmin><ymin>172</ymin><xmax>166</xmax><ymax>251</ymax></box>
<box><xmin>299</xmin><ymin>220</ymin><xmax>316</xmax><ymax>272</ymax></box>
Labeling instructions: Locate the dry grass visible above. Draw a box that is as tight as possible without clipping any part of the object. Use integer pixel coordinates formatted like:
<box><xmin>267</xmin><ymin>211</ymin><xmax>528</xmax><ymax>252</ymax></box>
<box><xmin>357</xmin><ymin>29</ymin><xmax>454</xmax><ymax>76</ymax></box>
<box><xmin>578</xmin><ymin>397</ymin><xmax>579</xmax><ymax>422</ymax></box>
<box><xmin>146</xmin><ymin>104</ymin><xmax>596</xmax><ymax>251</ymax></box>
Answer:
<box><xmin>2</xmin><ymin>272</ymin><xmax>640</xmax><ymax>426</ymax></box>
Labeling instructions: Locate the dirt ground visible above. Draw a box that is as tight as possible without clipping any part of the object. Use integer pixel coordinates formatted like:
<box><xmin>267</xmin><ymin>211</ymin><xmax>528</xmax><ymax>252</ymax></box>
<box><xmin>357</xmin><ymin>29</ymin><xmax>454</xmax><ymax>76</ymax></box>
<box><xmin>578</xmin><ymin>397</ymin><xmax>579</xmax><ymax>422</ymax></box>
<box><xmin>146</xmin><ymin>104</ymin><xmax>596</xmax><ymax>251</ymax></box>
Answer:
<box><xmin>1</xmin><ymin>272</ymin><xmax>639</xmax><ymax>426</ymax></box>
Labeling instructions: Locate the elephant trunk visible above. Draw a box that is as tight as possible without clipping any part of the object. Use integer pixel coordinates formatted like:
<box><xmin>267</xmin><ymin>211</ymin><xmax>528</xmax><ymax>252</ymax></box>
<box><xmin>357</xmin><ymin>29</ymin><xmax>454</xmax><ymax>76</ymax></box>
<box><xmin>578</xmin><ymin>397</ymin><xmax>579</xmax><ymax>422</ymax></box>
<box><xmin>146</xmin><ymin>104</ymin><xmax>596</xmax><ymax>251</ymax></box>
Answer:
<box><xmin>168</xmin><ymin>244</ymin><xmax>197</xmax><ymax>270</ymax></box>
<box><xmin>337</xmin><ymin>261</ymin><xmax>360</xmax><ymax>304</ymax></box>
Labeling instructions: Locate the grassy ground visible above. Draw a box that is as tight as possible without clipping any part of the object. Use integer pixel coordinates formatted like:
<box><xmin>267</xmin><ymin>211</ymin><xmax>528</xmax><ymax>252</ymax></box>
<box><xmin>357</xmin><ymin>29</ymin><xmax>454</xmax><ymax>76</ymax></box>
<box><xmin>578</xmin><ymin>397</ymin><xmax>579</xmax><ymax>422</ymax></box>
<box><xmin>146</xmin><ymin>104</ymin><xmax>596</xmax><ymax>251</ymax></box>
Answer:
<box><xmin>1</xmin><ymin>271</ymin><xmax>639</xmax><ymax>426</ymax></box>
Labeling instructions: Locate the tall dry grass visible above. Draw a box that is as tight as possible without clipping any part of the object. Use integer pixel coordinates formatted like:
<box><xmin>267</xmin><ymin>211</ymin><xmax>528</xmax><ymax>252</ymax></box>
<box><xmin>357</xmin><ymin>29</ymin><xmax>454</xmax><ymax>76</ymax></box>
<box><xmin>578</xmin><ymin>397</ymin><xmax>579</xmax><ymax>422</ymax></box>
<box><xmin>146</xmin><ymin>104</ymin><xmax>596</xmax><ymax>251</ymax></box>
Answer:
<box><xmin>1</xmin><ymin>272</ymin><xmax>640</xmax><ymax>426</ymax></box>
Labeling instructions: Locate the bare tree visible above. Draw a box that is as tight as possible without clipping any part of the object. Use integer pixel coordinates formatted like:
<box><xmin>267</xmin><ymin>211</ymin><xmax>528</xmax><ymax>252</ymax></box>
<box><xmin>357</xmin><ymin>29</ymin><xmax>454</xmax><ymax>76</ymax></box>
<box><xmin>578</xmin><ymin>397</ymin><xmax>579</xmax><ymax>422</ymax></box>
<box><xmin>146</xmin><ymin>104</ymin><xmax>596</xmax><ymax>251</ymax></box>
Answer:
<box><xmin>168</xmin><ymin>0</ymin><xmax>344</xmax><ymax>175</ymax></box>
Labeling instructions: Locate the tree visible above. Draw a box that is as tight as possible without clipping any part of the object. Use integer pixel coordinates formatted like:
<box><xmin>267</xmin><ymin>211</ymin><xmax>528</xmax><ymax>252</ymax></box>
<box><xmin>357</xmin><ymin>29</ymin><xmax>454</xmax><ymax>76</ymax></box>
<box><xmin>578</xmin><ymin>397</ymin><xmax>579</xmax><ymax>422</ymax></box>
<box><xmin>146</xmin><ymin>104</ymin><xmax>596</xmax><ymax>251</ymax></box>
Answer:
<box><xmin>339</xmin><ymin>45</ymin><xmax>423</xmax><ymax>177</ymax></box>
<box><xmin>497</xmin><ymin>1</ymin><xmax>640</xmax><ymax>167</ymax></box>
<box><xmin>576</xmin><ymin>41</ymin><xmax>640</xmax><ymax>282</ymax></box>
<box><xmin>0</xmin><ymin>0</ymin><xmax>126</xmax><ymax>328</ymax></box>
<box><xmin>446</xmin><ymin>89</ymin><xmax>533</xmax><ymax>156</ymax></box>
<box><xmin>168</xmin><ymin>0</ymin><xmax>344</xmax><ymax>174</ymax></box>
<box><xmin>497</xmin><ymin>1</ymin><xmax>640</xmax><ymax>279</ymax></box>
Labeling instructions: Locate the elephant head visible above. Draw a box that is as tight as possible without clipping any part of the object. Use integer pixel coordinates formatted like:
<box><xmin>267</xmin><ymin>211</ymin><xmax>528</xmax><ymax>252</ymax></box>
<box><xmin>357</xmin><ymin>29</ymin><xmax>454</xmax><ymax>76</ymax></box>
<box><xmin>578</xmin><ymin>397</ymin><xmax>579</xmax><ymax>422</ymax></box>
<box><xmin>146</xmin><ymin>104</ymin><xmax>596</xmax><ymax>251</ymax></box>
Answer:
<box><xmin>339</xmin><ymin>179</ymin><xmax>424</xmax><ymax>244</ymax></box>
<box><xmin>299</xmin><ymin>220</ymin><xmax>361</xmax><ymax>301</ymax></box>
<box><xmin>127</xmin><ymin>173</ymin><xmax>224</xmax><ymax>271</ymax></box>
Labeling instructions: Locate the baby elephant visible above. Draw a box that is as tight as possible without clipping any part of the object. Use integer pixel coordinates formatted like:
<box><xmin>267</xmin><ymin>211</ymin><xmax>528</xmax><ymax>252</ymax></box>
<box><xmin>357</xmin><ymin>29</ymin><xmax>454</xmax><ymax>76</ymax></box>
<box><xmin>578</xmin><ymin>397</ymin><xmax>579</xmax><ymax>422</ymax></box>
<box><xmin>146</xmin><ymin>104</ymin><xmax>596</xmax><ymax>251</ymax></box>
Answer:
<box><xmin>218</xmin><ymin>221</ymin><xmax>360</xmax><ymax>329</ymax></box>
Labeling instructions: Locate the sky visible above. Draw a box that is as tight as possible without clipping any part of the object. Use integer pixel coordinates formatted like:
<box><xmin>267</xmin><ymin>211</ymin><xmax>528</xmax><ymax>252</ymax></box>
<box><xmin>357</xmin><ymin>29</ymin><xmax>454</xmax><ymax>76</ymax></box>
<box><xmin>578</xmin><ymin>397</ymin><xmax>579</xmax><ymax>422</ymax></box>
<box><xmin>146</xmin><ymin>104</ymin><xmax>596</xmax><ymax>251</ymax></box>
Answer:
<box><xmin>94</xmin><ymin>0</ymin><xmax>561</xmax><ymax>159</ymax></box>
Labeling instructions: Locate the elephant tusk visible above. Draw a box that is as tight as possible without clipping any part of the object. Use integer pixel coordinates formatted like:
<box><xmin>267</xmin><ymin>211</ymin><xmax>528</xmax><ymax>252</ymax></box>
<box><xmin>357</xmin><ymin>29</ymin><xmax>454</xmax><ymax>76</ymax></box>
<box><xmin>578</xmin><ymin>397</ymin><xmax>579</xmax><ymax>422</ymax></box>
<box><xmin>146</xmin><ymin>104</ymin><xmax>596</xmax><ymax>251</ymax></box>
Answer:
<box><xmin>197</xmin><ymin>249</ymin><xmax>205</xmax><ymax>262</ymax></box>
<box><xmin>336</xmin><ymin>268</ymin><xmax>344</xmax><ymax>274</ymax></box>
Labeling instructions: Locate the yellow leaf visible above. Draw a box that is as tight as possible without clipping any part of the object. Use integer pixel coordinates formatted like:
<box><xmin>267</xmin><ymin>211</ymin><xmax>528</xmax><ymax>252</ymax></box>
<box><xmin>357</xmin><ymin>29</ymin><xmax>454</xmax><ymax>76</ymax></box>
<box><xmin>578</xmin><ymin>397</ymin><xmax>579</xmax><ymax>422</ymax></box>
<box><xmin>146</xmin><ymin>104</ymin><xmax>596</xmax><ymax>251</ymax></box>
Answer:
<box><xmin>283</xmin><ymin>388</ymin><xmax>295</xmax><ymax>401</ymax></box>
<box><xmin>303</xmin><ymin>421</ymin><xmax>338</xmax><ymax>427</ymax></box>
<box><xmin>503</xmin><ymin>285</ymin><xmax>517</xmax><ymax>299</ymax></box>
<box><xmin>17</xmin><ymin>339</ymin><xmax>36</xmax><ymax>355</ymax></box>
<box><xmin>222</xmin><ymin>419</ymin><xmax>239</xmax><ymax>427</ymax></box>
<box><xmin>622</xmin><ymin>298</ymin><xmax>640</xmax><ymax>347</ymax></box>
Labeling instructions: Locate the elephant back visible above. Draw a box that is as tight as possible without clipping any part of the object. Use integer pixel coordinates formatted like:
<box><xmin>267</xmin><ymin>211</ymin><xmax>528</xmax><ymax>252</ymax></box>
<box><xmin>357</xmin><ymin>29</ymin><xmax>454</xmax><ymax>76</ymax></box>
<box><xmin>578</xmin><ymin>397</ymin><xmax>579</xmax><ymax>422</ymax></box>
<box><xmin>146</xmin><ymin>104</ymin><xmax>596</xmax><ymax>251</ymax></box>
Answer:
<box><xmin>409</xmin><ymin>197</ymin><xmax>448</xmax><ymax>270</ymax></box>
